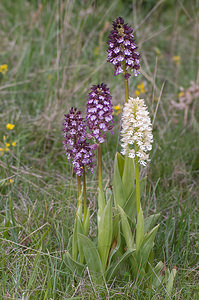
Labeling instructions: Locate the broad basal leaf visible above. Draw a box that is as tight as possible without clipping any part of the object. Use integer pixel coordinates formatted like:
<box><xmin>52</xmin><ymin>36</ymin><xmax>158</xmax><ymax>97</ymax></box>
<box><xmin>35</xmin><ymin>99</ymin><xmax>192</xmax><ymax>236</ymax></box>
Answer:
<box><xmin>98</xmin><ymin>197</ymin><xmax>113</xmax><ymax>272</ymax></box>
<box><xmin>78</xmin><ymin>233</ymin><xmax>104</xmax><ymax>283</ymax></box>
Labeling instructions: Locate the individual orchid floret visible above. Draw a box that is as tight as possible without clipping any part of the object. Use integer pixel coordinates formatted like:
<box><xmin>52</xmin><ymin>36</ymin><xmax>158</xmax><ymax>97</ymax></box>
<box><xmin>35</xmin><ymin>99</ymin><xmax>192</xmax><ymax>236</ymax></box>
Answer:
<box><xmin>63</xmin><ymin>107</ymin><xmax>95</xmax><ymax>176</ymax></box>
<box><xmin>86</xmin><ymin>83</ymin><xmax>114</xmax><ymax>144</ymax></box>
<box><xmin>107</xmin><ymin>17</ymin><xmax>140</xmax><ymax>78</ymax></box>
<box><xmin>120</xmin><ymin>97</ymin><xmax>153</xmax><ymax>166</ymax></box>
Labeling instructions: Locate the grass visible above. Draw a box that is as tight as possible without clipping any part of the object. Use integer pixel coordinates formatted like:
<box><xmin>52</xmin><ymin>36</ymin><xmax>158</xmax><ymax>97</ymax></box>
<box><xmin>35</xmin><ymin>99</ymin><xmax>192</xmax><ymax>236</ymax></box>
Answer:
<box><xmin>0</xmin><ymin>0</ymin><xmax>199</xmax><ymax>298</ymax></box>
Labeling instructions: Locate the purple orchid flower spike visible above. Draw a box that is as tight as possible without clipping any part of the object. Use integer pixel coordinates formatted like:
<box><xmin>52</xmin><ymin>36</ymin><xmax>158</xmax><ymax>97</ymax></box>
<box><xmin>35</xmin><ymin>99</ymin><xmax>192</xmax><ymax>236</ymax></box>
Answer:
<box><xmin>63</xmin><ymin>107</ymin><xmax>95</xmax><ymax>176</ymax></box>
<box><xmin>107</xmin><ymin>17</ymin><xmax>140</xmax><ymax>78</ymax></box>
<box><xmin>86</xmin><ymin>83</ymin><xmax>114</xmax><ymax>144</ymax></box>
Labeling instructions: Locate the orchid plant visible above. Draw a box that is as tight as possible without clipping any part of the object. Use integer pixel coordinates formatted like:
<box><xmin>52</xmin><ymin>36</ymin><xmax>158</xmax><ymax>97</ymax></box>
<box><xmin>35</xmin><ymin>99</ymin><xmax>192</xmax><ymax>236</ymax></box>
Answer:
<box><xmin>63</xmin><ymin>16</ymin><xmax>176</xmax><ymax>296</ymax></box>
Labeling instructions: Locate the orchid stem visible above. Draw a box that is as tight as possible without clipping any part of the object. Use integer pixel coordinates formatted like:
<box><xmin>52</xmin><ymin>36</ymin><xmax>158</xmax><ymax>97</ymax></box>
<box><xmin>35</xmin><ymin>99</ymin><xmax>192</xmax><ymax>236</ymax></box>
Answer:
<box><xmin>98</xmin><ymin>144</ymin><xmax>103</xmax><ymax>192</ymax></box>
<box><xmin>83</xmin><ymin>168</ymin><xmax>87</xmax><ymax>222</ymax></box>
<box><xmin>77</xmin><ymin>175</ymin><xmax>81</xmax><ymax>208</ymax></box>
<box><xmin>135</xmin><ymin>144</ymin><xmax>140</xmax><ymax>216</ymax></box>
<box><xmin>124</xmin><ymin>77</ymin><xmax>129</xmax><ymax>103</ymax></box>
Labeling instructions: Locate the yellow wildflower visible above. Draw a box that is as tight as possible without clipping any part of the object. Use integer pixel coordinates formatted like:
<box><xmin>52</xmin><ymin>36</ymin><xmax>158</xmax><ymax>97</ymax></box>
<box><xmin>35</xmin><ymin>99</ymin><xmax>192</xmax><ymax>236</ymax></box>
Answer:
<box><xmin>173</xmin><ymin>56</ymin><xmax>181</xmax><ymax>65</ymax></box>
<box><xmin>178</xmin><ymin>92</ymin><xmax>184</xmax><ymax>98</ymax></box>
<box><xmin>137</xmin><ymin>82</ymin><xmax>146</xmax><ymax>93</ymax></box>
<box><xmin>0</xmin><ymin>64</ymin><xmax>8</xmax><ymax>74</ymax></box>
<box><xmin>6</xmin><ymin>143</ymin><xmax>10</xmax><ymax>147</ymax></box>
<box><xmin>6</xmin><ymin>123</ymin><xmax>15</xmax><ymax>130</ymax></box>
<box><xmin>10</xmin><ymin>179</ymin><xmax>14</xmax><ymax>184</ymax></box>
<box><xmin>0</xmin><ymin>147</ymin><xmax>10</xmax><ymax>154</ymax></box>
<box><xmin>113</xmin><ymin>104</ymin><xmax>123</xmax><ymax>116</ymax></box>
<box><xmin>135</xmin><ymin>90</ymin><xmax>140</xmax><ymax>96</ymax></box>
<box><xmin>12</xmin><ymin>141</ymin><xmax>16</xmax><ymax>146</ymax></box>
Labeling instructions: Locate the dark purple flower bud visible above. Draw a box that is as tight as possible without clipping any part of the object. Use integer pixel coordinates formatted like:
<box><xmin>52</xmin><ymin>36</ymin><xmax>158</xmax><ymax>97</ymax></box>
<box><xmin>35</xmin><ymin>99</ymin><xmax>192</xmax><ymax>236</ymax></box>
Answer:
<box><xmin>107</xmin><ymin>17</ymin><xmax>140</xmax><ymax>77</ymax></box>
<box><xmin>86</xmin><ymin>84</ymin><xmax>114</xmax><ymax>144</ymax></box>
<box><xmin>63</xmin><ymin>107</ymin><xmax>95</xmax><ymax>176</ymax></box>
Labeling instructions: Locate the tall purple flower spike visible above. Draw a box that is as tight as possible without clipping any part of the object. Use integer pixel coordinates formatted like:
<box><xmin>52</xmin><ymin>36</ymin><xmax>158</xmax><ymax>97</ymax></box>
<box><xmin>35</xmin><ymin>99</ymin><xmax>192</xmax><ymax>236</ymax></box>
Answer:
<box><xmin>63</xmin><ymin>107</ymin><xmax>95</xmax><ymax>176</ymax></box>
<box><xmin>107</xmin><ymin>17</ymin><xmax>140</xmax><ymax>78</ymax></box>
<box><xmin>86</xmin><ymin>84</ymin><xmax>114</xmax><ymax>144</ymax></box>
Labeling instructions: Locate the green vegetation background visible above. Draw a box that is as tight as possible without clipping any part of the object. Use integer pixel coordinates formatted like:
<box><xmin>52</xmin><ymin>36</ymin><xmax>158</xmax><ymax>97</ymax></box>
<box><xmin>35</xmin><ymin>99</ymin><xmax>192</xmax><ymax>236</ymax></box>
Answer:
<box><xmin>0</xmin><ymin>0</ymin><xmax>198</xmax><ymax>298</ymax></box>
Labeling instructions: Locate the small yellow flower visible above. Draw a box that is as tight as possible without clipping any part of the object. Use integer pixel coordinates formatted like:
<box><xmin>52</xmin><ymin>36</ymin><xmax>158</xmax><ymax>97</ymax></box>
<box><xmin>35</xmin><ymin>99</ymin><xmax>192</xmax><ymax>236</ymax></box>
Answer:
<box><xmin>5</xmin><ymin>147</ymin><xmax>10</xmax><ymax>152</ymax></box>
<box><xmin>178</xmin><ymin>92</ymin><xmax>184</xmax><ymax>98</ymax></box>
<box><xmin>5</xmin><ymin>143</ymin><xmax>10</xmax><ymax>147</ymax></box>
<box><xmin>173</xmin><ymin>56</ymin><xmax>181</xmax><ymax>65</ymax></box>
<box><xmin>137</xmin><ymin>82</ymin><xmax>146</xmax><ymax>93</ymax></box>
<box><xmin>0</xmin><ymin>147</ymin><xmax>4</xmax><ymax>152</ymax></box>
<box><xmin>113</xmin><ymin>104</ymin><xmax>123</xmax><ymax>116</ymax></box>
<box><xmin>10</xmin><ymin>179</ymin><xmax>14</xmax><ymax>184</ymax></box>
<box><xmin>0</xmin><ymin>64</ymin><xmax>8</xmax><ymax>74</ymax></box>
<box><xmin>12</xmin><ymin>141</ymin><xmax>16</xmax><ymax>146</ymax></box>
<box><xmin>135</xmin><ymin>90</ymin><xmax>140</xmax><ymax>96</ymax></box>
<box><xmin>6</xmin><ymin>123</ymin><xmax>15</xmax><ymax>130</ymax></box>
<box><xmin>137</xmin><ymin>82</ymin><xmax>144</xmax><ymax>90</ymax></box>
<box><xmin>113</xmin><ymin>105</ymin><xmax>122</xmax><ymax>110</ymax></box>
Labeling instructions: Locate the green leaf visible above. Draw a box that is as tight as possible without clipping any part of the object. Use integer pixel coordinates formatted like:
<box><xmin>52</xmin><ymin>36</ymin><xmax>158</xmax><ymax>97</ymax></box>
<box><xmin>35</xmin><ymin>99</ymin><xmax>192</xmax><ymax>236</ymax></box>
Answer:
<box><xmin>137</xmin><ymin>224</ymin><xmax>160</xmax><ymax>269</ymax></box>
<box><xmin>97</xmin><ymin>188</ymin><xmax>105</xmax><ymax>223</ymax></box>
<box><xmin>144</xmin><ymin>213</ymin><xmax>160</xmax><ymax>233</ymax></box>
<box><xmin>123</xmin><ymin>177</ymin><xmax>145</xmax><ymax>220</ymax></box>
<box><xmin>78</xmin><ymin>233</ymin><xmax>104</xmax><ymax>283</ymax></box>
<box><xmin>122</xmin><ymin>155</ymin><xmax>135</xmax><ymax>200</ymax></box>
<box><xmin>77</xmin><ymin>215</ymin><xmax>84</xmax><ymax>264</ymax></box>
<box><xmin>113</xmin><ymin>154</ymin><xmax>125</xmax><ymax>208</ymax></box>
<box><xmin>107</xmin><ymin>216</ymin><xmax>120</xmax><ymax>269</ymax></box>
<box><xmin>64</xmin><ymin>251</ymin><xmax>85</xmax><ymax>275</ymax></box>
<box><xmin>151</xmin><ymin>261</ymin><xmax>164</xmax><ymax>289</ymax></box>
<box><xmin>118</xmin><ymin>205</ymin><xmax>134</xmax><ymax>250</ymax></box>
<box><xmin>116</xmin><ymin>152</ymin><xmax>124</xmax><ymax>178</ymax></box>
<box><xmin>166</xmin><ymin>267</ymin><xmax>177</xmax><ymax>297</ymax></box>
<box><xmin>83</xmin><ymin>207</ymin><xmax>90</xmax><ymax>236</ymax></box>
<box><xmin>106</xmin><ymin>249</ymin><xmax>135</xmax><ymax>282</ymax></box>
<box><xmin>72</xmin><ymin>197</ymin><xmax>83</xmax><ymax>261</ymax></box>
<box><xmin>98</xmin><ymin>197</ymin><xmax>113</xmax><ymax>272</ymax></box>
<box><xmin>136</xmin><ymin>207</ymin><xmax>144</xmax><ymax>251</ymax></box>
<box><xmin>72</xmin><ymin>218</ymin><xmax>78</xmax><ymax>261</ymax></box>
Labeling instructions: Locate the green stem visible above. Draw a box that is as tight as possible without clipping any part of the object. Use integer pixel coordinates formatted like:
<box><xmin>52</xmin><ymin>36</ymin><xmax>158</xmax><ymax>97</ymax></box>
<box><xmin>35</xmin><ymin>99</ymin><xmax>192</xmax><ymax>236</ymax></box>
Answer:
<box><xmin>83</xmin><ymin>168</ymin><xmax>87</xmax><ymax>222</ymax></box>
<box><xmin>135</xmin><ymin>144</ymin><xmax>140</xmax><ymax>216</ymax></box>
<box><xmin>124</xmin><ymin>77</ymin><xmax>129</xmax><ymax>103</ymax></box>
<box><xmin>98</xmin><ymin>144</ymin><xmax>103</xmax><ymax>192</ymax></box>
<box><xmin>77</xmin><ymin>175</ymin><xmax>81</xmax><ymax>207</ymax></box>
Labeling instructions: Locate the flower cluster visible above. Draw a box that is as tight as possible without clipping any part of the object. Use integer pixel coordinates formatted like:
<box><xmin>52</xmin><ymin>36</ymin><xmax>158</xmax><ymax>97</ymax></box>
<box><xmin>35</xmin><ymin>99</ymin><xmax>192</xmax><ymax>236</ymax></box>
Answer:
<box><xmin>120</xmin><ymin>97</ymin><xmax>153</xmax><ymax>166</ymax></box>
<box><xmin>107</xmin><ymin>17</ymin><xmax>140</xmax><ymax>78</ymax></box>
<box><xmin>63</xmin><ymin>108</ymin><xmax>95</xmax><ymax>176</ymax></box>
<box><xmin>86</xmin><ymin>84</ymin><xmax>113</xmax><ymax>144</ymax></box>
<box><xmin>0</xmin><ymin>125</ymin><xmax>17</xmax><ymax>156</ymax></box>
